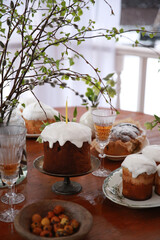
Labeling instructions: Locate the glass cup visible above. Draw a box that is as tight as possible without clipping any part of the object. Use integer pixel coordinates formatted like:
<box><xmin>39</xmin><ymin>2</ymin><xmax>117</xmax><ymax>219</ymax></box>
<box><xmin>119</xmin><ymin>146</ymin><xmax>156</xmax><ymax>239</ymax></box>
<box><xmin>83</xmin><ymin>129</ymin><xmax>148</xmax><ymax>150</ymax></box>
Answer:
<box><xmin>92</xmin><ymin>109</ymin><xmax>116</xmax><ymax>177</ymax></box>
<box><xmin>0</xmin><ymin>125</ymin><xmax>26</xmax><ymax>222</ymax></box>
<box><xmin>0</xmin><ymin>122</ymin><xmax>26</xmax><ymax>205</ymax></box>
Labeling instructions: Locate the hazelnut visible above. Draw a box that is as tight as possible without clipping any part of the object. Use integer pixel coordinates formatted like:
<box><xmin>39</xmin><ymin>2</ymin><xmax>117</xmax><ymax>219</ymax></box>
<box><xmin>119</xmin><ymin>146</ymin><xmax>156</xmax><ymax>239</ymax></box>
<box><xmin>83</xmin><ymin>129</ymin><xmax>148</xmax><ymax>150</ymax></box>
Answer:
<box><xmin>55</xmin><ymin>228</ymin><xmax>66</xmax><ymax>237</ymax></box>
<box><xmin>43</xmin><ymin>224</ymin><xmax>52</xmax><ymax>232</ymax></box>
<box><xmin>53</xmin><ymin>205</ymin><xmax>64</xmax><ymax>215</ymax></box>
<box><xmin>71</xmin><ymin>219</ymin><xmax>80</xmax><ymax>230</ymax></box>
<box><xmin>32</xmin><ymin>213</ymin><xmax>42</xmax><ymax>223</ymax></box>
<box><xmin>32</xmin><ymin>227</ymin><xmax>42</xmax><ymax>235</ymax></box>
<box><xmin>51</xmin><ymin>215</ymin><xmax>60</xmax><ymax>224</ymax></box>
<box><xmin>40</xmin><ymin>230</ymin><xmax>53</xmax><ymax>237</ymax></box>
<box><xmin>60</xmin><ymin>217</ymin><xmax>69</xmax><ymax>226</ymax></box>
<box><xmin>31</xmin><ymin>221</ymin><xmax>41</xmax><ymax>229</ymax></box>
<box><xmin>47</xmin><ymin>211</ymin><xmax>54</xmax><ymax>219</ymax></box>
<box><xmin>64</xmin><ymin>224</ymin><xmax>73</xmax><ymax>235</ymax></box>
<box><xmin>41</xmin><ymin>217</ymin><xmax>50</xmax><ymax>226</ymax></box>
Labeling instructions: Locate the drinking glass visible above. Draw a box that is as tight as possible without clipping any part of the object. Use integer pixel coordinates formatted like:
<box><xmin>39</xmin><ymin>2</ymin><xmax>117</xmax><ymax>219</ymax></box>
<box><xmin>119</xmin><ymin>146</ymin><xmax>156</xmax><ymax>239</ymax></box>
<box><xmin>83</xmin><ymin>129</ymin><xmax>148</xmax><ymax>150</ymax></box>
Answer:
<box><xmin>0</xmin><ymin>125</ymin><xmax>26</xmax><ymax>222</ymax></box>
<box><xmin>0</xmin><ymin>122</ymin><xmax>26</xmax><ymax>205</ymax></box>
<box><xmin>92</xmin><ymin>109</ymin><xmax>116</xmax><ymax>177</ymax></box>
<box><xmin>1</xmin><ymin>184</ymin><xmax>25</xmax><ymax>205</ymax></box>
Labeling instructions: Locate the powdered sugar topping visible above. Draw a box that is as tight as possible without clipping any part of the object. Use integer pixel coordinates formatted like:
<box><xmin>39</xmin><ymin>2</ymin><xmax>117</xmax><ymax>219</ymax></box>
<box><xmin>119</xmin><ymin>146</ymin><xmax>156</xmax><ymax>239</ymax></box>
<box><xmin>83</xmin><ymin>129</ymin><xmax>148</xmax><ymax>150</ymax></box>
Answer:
<box><xmin>110</xmin><ymin>123</ymin><xmax>141</xmax><ymax>142</ymax></box>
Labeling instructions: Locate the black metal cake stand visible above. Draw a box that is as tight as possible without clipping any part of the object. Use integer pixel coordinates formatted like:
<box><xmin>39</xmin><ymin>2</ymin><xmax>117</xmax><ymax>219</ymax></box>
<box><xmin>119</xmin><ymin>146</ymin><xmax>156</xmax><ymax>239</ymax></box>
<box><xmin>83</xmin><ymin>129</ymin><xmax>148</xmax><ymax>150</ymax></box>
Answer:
<box><xmin>33</xmin><ymin>155</ymin><xmax>100</xmax><ymax>195</ymax></box>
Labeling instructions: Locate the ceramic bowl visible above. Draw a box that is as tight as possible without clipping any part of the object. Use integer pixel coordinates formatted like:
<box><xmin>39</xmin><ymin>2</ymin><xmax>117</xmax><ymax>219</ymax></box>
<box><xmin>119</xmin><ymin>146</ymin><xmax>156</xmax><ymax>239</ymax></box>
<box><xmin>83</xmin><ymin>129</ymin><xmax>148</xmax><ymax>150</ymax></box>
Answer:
<box><xmin>14</xmin><ymin>199</ymin><xmax>93</xmax><ymax>240</ymax></box>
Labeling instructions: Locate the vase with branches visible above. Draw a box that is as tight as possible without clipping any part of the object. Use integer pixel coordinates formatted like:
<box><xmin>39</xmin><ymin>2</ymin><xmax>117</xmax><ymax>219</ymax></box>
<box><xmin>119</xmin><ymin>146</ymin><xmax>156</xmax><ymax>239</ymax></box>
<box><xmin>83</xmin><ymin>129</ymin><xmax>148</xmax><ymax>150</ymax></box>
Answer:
<box><xmin>0</xmin><ymin>0</ymin><xmax>158</xmax><ymax>125</ymax></box>
<box><xmin>0</xmin><ymin>0</ymin><xmax>121</xmax><ymax>124</ymax></box>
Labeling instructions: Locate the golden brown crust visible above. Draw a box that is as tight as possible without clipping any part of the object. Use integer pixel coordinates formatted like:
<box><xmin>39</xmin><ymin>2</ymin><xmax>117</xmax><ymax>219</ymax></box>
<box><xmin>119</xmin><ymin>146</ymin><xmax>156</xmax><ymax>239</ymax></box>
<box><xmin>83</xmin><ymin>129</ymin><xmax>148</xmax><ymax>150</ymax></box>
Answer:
<box><xmin>122</xmin><ymin>167</ymin><xmax>155</xmax><ymax>201</ymax></box>
<box><xmin>105</xmin><ymin>139</ymin><xmax>141</xmax><ymax>156</ymax></box>
<box><xmin>104</xmin><ymin>120</ymin><xmax>146</xmax><ymax>156</ymax></box>
<box><xmin>43</xmin><ymin>141</ymin><xmax>91</xmax><ymax>175</ymax></box>
<box><xmin>155</xmin><ymin>172</ymin><xmax>160</xmax><ymax>195</ymax></box>
<box><xmin>24</xmin><ymin>119</ymin><xmax>55</xmax><ymax>134</ymax></box>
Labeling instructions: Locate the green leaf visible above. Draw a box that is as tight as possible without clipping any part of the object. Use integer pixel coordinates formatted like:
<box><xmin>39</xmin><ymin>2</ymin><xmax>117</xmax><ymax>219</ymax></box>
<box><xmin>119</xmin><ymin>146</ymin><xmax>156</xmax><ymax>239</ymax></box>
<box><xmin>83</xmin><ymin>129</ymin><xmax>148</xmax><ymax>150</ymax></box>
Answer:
<box><xmin>0</xmin><ymin>28</ymin><xmax>5</xmax><ymax>34</ymax></box>
<box><xmin>10</xmin><ymin>1</ymin><xmax>14</xmax><ymax>9</ymax></box>
<box><xmin>69</xmin><ymin>57</ymin><xmax>74</xmax><ymax>66</ymax></box>
<box><xmin>119</xmin><ymin>28</ymin><xmax>124</xmax><ymax>33</ymax></box>
<box><xmin>154</xmin><ymin>115</ymin><xmax>160</xmax><ymax>122</ymax></box>
<box><xmin>21</xmin><ymin>103</ymin><xmax>25</xmax><ymax>108</ymax></box>
<box><xmin>78</xmin><ymin>9</ymin><xmax>83</xmax><ymax>16</ymax></box>
<box><xmin>144</xmin><ymin>122</ymin><xmax>153</xmax><ymax>130</ymax></box>
<box><xmin>74</xmin><ymin>16</ymin><xmax>80</xmax><ymax>22</ymax></box>
<box><xmin>135</xmin><ymin>40</ymin><xmax>139</xmax><ymax>46</ymax></box>
<box><xmin>107</xmin><ymin>79</ymin><xmax>115</xmax><ymax>87</ymax></box>
<box><xmin>3</xmin><ymin>59</ymin><xmax>6</xmax><ymax>66</ymax></box>
<box><xmin>141</xmin><ymin>27</ymin><xmax>145</xmax><ymax>31</ymax></box>
<box><xmin>141</xmin><ymin>31</ymin><xmax>146</xmax><ymax>37</ymax></box>
<box><xmin>149</xmin><ymin>33</ymin><xmax>155</xmax><ymax>39</ymax></box>
<box><xmin>36</xmin><ymin>136</ymin><xmax>42</xmax><ymax>143</ymax></box>
<box><xmin>55</xmin><ymin>60</ymin><xmax>60</xmax><ymax>69</ymax></box>
<box><xmin>60</xmin><ymin>10</ymin><xmax>65</xmax><ymax>16</ymax></box>
<box><xmin>61</xmin><ymin>1</ymin><xmax>66</xmax><ymax>7</ymax></box>
<box><xmin>107</xmin><ymin>87</ymin><xmax>116</xmax><ymax>98</ymax></box>
<box><xmin>64</xmin><ymin>75</ymin><xmax>69</xmax><ymax>80</ymax></box>
<box><xmin>73</xmin><ymin>107</ymin><xmax>77</xmax><ymax>118</ymax></box>
<box><xmin>103</xmin><ymin>73</ymin><xmax>114</xmax><ymax>80</ymax></box>
<box><xmin>54</xmin><ymin>115</ymin><xmax>61</xmax><ymax>122</ymax></box>
<box><xmin>0</xmin><ymin>41</ymin><xmax>4</xmax><ymax>48</ymax></box>
<box><xmin>7</xmin><ymin>19</ymin><xmax>11</xmax><ymax>26</ymax></box>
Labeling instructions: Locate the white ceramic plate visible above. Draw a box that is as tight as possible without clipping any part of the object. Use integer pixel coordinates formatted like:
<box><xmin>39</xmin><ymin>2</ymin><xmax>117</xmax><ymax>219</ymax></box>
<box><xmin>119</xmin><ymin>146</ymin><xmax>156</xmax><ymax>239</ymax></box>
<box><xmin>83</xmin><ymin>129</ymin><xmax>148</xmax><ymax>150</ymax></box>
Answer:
<box><xmin>102</xmin><ymin>168</ymin><xmax>160</xmax><ymax>209</ymax></box>
<box><xmin>93</xmin><ymin>137</ymin><xmax>149</xmax><ymax>161</ymax></box>
<box><xmin>26</xmin><ymin>133</ymin><xmax>40</xmax><ymax>138</ymax></box>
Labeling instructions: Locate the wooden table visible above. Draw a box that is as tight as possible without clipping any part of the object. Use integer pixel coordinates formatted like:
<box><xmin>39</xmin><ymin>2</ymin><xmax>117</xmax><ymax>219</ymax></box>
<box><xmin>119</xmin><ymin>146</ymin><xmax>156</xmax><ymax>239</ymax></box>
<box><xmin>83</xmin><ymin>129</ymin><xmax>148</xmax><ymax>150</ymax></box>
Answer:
<box><xmin>0</xmin><ymin>107</ymin><xmax>160</xmax><ymax>240</ymax></box>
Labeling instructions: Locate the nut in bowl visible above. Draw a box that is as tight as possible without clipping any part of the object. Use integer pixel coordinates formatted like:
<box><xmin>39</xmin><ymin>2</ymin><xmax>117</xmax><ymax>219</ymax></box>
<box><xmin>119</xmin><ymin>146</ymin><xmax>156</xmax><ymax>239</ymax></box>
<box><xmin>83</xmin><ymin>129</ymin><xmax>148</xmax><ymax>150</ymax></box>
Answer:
<box><xmin>14</xmin><ymin>199</ymin><xmax>93</xmax><ymax>240</ymax></box>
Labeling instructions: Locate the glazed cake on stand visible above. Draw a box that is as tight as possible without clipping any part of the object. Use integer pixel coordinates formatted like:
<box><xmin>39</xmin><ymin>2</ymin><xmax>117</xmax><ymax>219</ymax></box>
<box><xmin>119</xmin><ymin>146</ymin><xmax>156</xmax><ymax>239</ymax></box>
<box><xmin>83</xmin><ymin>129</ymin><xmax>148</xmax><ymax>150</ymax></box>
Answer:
<box><xmin>40</xmin><ymin>122</ymin><xmax>92</xmax><ymax>175</ymax></box>
<box><xmin>38</xmin><ymin>121</ymin><xmax>92</xmax><ymax>195</ymax></box>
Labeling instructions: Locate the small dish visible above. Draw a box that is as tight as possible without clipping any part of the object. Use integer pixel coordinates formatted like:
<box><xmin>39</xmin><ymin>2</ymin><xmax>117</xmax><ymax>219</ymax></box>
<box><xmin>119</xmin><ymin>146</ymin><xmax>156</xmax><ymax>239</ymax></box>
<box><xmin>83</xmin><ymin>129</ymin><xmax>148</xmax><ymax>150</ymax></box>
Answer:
<box><xmin>14</xmin><ymin>199</ymin><xmax>93</xmax><ymax>240</ymax></box>
<box><xmin>102</xmin><ymin>168</ymin><xmax>160</xmax><ymax>209</ymax></box>
<box><xmin>93</xmin><ymin>137</ymin><xmax>149</xmax><ymax>161</ymax></box>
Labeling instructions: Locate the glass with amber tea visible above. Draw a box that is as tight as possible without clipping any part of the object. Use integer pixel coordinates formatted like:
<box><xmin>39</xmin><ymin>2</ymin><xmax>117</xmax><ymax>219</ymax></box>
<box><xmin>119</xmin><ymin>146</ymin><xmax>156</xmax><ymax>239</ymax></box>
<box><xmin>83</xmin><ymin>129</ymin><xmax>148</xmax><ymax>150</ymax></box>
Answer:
<box><xmin>0</xmin><ymin>125</ymin><xmax>26</xmax><ymax>222</ymax></box>
<box><xmin>92</xmin><ymin>109</ymin><xmax>116</xmax><ymax>177</ymax></box>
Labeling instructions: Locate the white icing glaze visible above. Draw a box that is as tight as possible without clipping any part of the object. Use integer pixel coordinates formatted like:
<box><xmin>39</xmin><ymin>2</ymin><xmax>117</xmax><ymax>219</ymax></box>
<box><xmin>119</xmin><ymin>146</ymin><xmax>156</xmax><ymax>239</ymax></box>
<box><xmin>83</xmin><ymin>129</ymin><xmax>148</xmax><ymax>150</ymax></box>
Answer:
<box><xmin>17</xmin><ymin>97</ymin><xmax>37</xmax><ymax>112</ymax></box>
<box><xmin>142</xmin><ymin>145</ymin><xmax>160</xmax><ymax>163</ymax></box>
<box><xmin>41</xmin><ymin>122</ymin><xmax>92</xmax><ymax>148</ymax></box>
<box><xmin>157</xmin><ymin>164</ymin><xmax>160</xmax><ymax>177</ymax></box>
<box><xmin>22</xmin><ymin>102</ymin><xmax>58</xmax><ymax>120</ymax></box>
<box><xmin>121</xmin><ymin>153</ymin><xmax>157</xmax><ymax>178</ymax></box>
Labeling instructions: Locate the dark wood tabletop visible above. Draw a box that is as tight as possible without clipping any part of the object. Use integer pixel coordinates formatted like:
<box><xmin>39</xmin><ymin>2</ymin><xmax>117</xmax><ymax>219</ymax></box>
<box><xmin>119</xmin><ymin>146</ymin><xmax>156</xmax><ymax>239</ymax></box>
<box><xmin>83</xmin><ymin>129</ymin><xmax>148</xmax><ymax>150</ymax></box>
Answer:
<box><xmin>0</xmin><ymin>107</ymin><xmax>160</xmax><ymax>240</ymax></box>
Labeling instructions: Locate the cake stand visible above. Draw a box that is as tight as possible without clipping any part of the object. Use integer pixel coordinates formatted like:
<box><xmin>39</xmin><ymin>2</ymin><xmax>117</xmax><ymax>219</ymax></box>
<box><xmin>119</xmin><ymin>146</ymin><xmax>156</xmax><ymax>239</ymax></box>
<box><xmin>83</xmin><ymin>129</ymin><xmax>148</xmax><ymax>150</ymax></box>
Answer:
<box><xmin>33</xmin><ymin>155</ymin><xmax>100</xmax><ymax>195</ymax></box>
